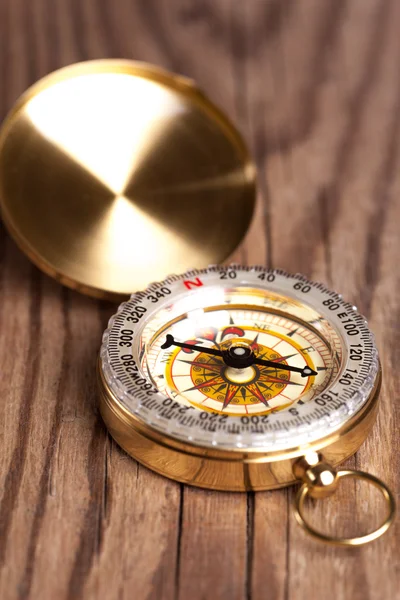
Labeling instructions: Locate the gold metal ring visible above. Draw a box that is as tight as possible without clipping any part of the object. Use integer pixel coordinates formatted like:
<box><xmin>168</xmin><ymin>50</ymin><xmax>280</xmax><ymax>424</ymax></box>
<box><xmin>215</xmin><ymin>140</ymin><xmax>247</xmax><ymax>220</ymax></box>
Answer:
<box><xmin>293</xmin><ymin>469</ymin><xmax>396</xmax><ymax>546</ymax></box>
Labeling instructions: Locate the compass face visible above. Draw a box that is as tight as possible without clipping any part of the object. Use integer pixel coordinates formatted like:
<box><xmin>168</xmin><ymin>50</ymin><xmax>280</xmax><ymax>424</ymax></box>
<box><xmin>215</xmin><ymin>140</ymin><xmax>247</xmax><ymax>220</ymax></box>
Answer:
<box><xmin>147</xmin><ymin>311</ymin><xmax>335</xmax><ymax>417</ymax></box>
<box><xmin>101</xmin><ymin>267</ymin><xmax>379</xmax><ymax>452</ymax></box>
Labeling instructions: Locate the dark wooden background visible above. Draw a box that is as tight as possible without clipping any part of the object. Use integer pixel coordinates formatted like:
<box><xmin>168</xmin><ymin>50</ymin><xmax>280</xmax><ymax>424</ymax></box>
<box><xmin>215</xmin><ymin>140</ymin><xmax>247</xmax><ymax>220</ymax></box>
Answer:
<box><xmin>0</xmin><ymin>1</ymin><xmax>399</xmax><ymax>598</ymax></box>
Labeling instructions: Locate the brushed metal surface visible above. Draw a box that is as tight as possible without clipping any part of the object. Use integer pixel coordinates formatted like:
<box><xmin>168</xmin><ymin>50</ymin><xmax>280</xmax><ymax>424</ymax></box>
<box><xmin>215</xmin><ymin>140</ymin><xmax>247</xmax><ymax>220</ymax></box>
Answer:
<box><xmin>0</xmin><ymin>60</ymin><xmax>255</xmax><ymax>299</ymax></box>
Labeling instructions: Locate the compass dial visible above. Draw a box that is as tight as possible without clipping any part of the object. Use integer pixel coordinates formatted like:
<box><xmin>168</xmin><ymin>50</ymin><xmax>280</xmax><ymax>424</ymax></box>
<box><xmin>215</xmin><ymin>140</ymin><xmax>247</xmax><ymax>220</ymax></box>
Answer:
<box><xmin>146</xmin><ymin>310</ymin><xmax>336</xmax><ymax>416</ymax></box>
<box><xmin>100</xmin><ymin>267</ymin><xmax>379</xmax><ymax>452</ymax></box>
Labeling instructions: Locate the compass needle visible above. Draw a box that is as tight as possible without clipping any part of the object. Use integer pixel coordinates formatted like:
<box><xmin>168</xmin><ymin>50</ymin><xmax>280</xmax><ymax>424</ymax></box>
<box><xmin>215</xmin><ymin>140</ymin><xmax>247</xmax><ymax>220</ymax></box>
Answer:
<box><xmin>164</xmin><ymin>335</ymin><xmax>317</xmax><ymax>377</ymax></box>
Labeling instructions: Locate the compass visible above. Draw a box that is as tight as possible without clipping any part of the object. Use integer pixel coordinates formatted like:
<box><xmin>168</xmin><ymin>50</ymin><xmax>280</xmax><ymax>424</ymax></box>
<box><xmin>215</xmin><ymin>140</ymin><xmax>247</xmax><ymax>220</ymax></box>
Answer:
<box><xmin>99</xmin><ymin>265</ymin><xmax>395</xmax><ymax>546</ymax></box>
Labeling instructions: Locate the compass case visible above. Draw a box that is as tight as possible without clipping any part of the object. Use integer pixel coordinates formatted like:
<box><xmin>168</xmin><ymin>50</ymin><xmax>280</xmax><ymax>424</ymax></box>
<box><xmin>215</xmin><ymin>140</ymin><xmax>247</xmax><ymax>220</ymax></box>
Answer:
<box><xmin>97</xmin><ymin>263</ymin><xmax>383</xmax><ymax>493</ymax></box>
<box><xmin>0</xmin><ymin>60</ymin><xmax>255</xmax><ymax>300</ymax></box>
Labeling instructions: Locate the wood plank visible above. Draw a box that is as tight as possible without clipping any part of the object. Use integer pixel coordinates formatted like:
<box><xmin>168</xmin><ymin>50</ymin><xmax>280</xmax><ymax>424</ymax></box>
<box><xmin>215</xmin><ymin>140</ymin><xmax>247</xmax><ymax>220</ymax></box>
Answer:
<box><xmin>244</xmin><ymin>1</ymin><xmax>400</xmax><ymax>599</ymax></box>
<box><xmin>0</xmin><ymin>0</ymin><xmax>184</xmax><ymax>598</ymax></box>
<box><xmin>141</xmin><ymin>3</ymin><xmax>250</xmax><ymax>598</ymax></box>
<box><xmin>0</xmin><ymin>0</ymin><xmax>399</xmax><ymax>599</ymax></box>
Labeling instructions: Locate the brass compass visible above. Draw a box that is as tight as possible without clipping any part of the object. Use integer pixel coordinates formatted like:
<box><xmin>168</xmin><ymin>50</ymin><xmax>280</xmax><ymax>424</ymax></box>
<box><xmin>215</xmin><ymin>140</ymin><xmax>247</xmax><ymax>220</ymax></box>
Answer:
<box><xmin>98</xmin><ymin>266</ymin><xmax>395</xmax><ymax>546</ymax></box>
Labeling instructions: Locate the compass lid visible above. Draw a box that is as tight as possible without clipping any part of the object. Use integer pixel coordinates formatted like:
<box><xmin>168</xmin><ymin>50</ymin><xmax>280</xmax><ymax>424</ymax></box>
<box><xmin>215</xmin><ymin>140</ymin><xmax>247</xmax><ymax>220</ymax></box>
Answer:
<box><xmin>0</xmin><ymin>60</ymin><xmax>255</xmax><ymax>300</ymax></box>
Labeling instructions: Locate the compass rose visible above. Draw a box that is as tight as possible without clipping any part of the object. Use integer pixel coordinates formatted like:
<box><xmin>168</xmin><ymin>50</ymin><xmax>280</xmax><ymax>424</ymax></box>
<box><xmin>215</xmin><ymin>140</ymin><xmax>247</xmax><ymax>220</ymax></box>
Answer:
<box><xmin>182</xmin><ymin>339</ymin><xmax>299</xmax><ymax>410</ymax></box>
<box><xmin>159</xmin><ymin>321</ymin><xmax>317</xmax><ymax>416</ymax></box>
<box><xmin>160</xmin><ymin>321</ymin><xmax>312</xmax><ymax>413</ymax></box>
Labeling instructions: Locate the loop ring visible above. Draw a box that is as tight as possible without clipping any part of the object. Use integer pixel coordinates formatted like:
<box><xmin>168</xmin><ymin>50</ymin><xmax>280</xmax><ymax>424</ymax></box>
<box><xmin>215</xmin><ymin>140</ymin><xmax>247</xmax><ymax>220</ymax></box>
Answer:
<box><xmin>293</xmin><ymin>469</ymin><xmax>396</xmax><ymax>547</ymax></box>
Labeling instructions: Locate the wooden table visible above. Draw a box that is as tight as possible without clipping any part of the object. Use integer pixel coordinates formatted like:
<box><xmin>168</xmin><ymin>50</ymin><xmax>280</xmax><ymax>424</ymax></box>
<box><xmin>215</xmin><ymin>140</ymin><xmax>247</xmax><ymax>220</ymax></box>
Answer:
<box><xmin>0</xmin><ymin>1</ymin><xmax>399</xmax><ymax>598</ymax></box>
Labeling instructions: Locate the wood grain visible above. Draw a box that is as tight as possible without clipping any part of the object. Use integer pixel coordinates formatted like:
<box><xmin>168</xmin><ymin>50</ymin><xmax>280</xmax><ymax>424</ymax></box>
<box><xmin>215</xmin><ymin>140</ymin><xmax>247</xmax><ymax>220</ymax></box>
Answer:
<box><xmin>0</xmin><ymin>0</ymin><xmax>399</xmax><ymax>599</ymax></box>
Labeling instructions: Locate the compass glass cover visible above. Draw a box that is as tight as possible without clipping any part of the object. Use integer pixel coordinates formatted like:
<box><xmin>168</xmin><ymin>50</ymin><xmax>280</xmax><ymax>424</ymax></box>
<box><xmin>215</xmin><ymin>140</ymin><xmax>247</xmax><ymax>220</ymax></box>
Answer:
<box><xmin>101</xmin><ymin>267</ymin><xmax>379</xmax><ymax>451</ymax></box>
